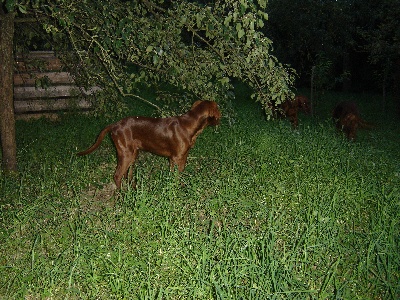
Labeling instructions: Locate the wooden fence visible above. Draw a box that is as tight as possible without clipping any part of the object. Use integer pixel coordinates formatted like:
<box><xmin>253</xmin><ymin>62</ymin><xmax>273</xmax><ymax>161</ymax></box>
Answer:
<box><xmin>14</xmin><ymin>51</ymin><xmax>99</xmax><ymax>119</ymax></box>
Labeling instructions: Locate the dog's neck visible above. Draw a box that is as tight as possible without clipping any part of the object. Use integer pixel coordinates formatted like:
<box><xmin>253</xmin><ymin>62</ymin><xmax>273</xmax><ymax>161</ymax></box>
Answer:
<box><xmin>178</xmin><ymin>108</ymin><xmax>210</xmax><ymax>145</ymax></box>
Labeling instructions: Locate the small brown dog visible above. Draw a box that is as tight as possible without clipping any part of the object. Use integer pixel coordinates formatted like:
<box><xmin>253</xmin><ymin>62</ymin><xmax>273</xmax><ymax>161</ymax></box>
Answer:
<box><xmin>275</xmin><ymin>95</ymin><xmax>311</xmax><ymax>128</ymax></box>
<box><xmin>332</xmin><ymin>101</ymin><xmax>373</xmax><ymax>141</ymax></box>
<box><xmin>78</xmin><ymin>100</ymin><xmax>221</xmax><ymax>189</ymax></box>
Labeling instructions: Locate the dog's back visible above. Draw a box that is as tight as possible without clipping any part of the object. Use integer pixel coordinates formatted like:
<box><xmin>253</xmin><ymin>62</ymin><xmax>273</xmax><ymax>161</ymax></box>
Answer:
<box><xmin>273</xmin><ymin>95</ymin><xmax>310</xmax><ymax>128</ymax></box>
<box><xmin>332</xmin><ymin>101</ymin><xmax>373</xmax><ymax>140</ymax></box>
<box><xmin>332</xmin><ymin>101</ymin><xmax>359</xmax><ymax>122</ymax></box>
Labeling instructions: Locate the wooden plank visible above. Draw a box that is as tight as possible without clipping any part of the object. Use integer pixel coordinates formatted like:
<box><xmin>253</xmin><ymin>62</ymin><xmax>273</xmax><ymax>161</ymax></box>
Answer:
<box><xmin>14</xmin><ymin>85</ymin><xmax>101</xmax><ymax>99</ymax></box>
<box><xmin>15</xmin><ymin>58</ymin><xmax>63</xmax><ymax>72</ymax></box>
<box><xmin>15</xmin><ymin>52</ymin><xmax>63</xmax><ymax>72</ymax></box>
<box><xmin>14</xmin><ymin>72</ymin><xmax>75</xmax><ymax>86</ymax></box>
<box><xmin>14</xmin><ymin>98</ymin><xmax>92</xmax><ymax>113</ymax></box>
<box><xmin>16</xmin><ymin>51</ymin><xmax>57</xmax><ymax>59</ymax></box>
<box><xmin>14</xmin><ymin>85</ymin><xmax>81</xmax><ymax>99</ymax></box>
<box><xmin>15</xmin><ymin>113</ymin><xmax>62</xmax><ymax>121</ymax></box>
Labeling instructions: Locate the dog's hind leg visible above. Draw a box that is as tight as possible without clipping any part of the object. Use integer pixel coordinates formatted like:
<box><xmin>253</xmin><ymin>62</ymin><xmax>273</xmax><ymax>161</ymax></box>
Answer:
<box><xmin>114</xmin><ymin>147</ymin><xmax>139</xmax><ymax>189</ymax></box>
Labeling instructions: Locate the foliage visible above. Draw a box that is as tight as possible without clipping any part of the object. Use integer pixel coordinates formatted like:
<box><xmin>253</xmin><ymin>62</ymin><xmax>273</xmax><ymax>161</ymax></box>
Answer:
<box><xmin>356</xmin><ymin>0</ymin><xmax>400</xmax><ymax>65</ymax></box>
<box><xmin>267</xmin><ymin>0</ymin><xmax>355</xmax><ymax>84</ymax></box>
<box><xmin>2</xmin><ymin>0</ymin><xmax>296</xmax><ymax>115</ymax></box>
<box><xmin>356</xmin><ymin>0</ymin><xmax>400</xmax><ymax>91</ymax></box>
<box><xmin>266</xmin><ymin>0</ymin><xmax>400</xmax><ymax>95</ymax></box>
<box><xmin>311</xmin><ymin>52</ymin><xmax>336</xmax><ymax>96</ymax></box>
<box><xmin>1</xmin><ymin>88</ymin><xmax>399</xmax><ymax>298</ymax></box>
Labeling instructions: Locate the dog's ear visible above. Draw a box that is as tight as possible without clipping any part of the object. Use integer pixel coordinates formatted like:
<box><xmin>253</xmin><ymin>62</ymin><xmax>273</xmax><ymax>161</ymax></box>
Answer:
<box><xmin>295</xmin><ymin>96</ymin><xmax>303</xmax><ymax>107</ymax></box>
<box><xmin>206</xmin><ymin>101</ymin><xmax>221</xmax><ymax>125</ymax></box>
<box><xmin>295</xmin><ymin>95</ymin><xmax>311</xmax><ymax>113</ymax></box>
<box><xmin>191</xmin><ymin>100</ymin><xmax>203</xmax><ymax>110</ymax></box>
<box><xmin>346</xmin><ymin>114</ymin><xmax>358</xmax><ymax>126</ymax></box>
<box><xmin>191</xmin><ymin>100</ymin><xmax>220</xmax><ymax>124</ymax></box>
<box><xmin>211</xmin><ymin>101</ymin><xmax>221</xmax><ymax>116</ymax></box>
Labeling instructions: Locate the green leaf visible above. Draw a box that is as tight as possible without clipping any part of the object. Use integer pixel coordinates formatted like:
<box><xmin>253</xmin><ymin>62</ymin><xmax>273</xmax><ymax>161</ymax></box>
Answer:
<box><xmin>146</xmin><ymin>46</ymin><xmax>154</xmax><ymax>53</ymax></box>
<box><xmin>258</xmin><ymin>0</ymin><xmax>267</xmax><ymax>9</ymax></box>
<box><xmin>219</xmin><ymin>77</ymin><xmax>230</xmax><ymax>84</ymax></box>
<box><xmin>115</xmin><ymin>40</ymin><xmax>122</xmax><ymax>49</ymax></box>
<box><xmin>17</xmin><ymin>4</ymin><xmax>27</xmax><ymax>14</ymax></box>
<box><xmin>153</xmin><ymin>55</ymin><xmax>159</xmax><ymax>65</ymax></box>
<box><xmin>238</xmin><ymin>29</ymin><xmax>245</xmax><ymax>39</ymax></box>
<box><xmin>224</xmin><ymin>15</ymin><xmax>232</xmax><ymax>27</ymax></box>
<box><xmin>268</xmin><ymin>58</ymin><xmax>275</xmax><ymax>69</ymax></box>
<box><xmin>196</xmin><ymin>14</ymin><xmax>203</xmax><ymax>28</ymax></box>
<box><xmin>5</xmin><ymin>0</ymin><xmax>15</xmax><ymax>12</ymax></box>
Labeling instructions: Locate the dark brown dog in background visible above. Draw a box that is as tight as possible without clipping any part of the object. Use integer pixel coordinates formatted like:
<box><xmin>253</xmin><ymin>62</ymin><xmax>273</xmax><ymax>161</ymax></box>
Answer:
<box><xmin>275</xmin><ymin>95</ymin><xmax>311</xmax><ymax>128</ymax></box>
<box><xmin>332</xmin><ymin>101</ymin><xmax>373</xmax><ymax>141</ymax></box>
<box><xmin>78</xmin><ymin>100</ymin><xmax>221</xmax><ymax>189</ymax></box>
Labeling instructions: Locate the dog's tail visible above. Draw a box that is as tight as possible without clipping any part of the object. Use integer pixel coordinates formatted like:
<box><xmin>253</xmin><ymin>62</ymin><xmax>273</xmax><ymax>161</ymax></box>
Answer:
<box><xmin>77</xmin><ymin>124</ymin><xmax>114</xmax><ymax>156</ymax></box>
<box><xmin>358</xmin><ymin>117</ymin><xmax>375</xmax><ymax>129</ymax></box>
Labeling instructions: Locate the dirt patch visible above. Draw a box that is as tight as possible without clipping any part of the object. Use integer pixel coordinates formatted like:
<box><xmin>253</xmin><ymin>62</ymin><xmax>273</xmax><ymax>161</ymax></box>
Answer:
<box><xmin>79</xmin><ymin>182</ymin><xmax>117</xmax><ymax>211</ymax></box>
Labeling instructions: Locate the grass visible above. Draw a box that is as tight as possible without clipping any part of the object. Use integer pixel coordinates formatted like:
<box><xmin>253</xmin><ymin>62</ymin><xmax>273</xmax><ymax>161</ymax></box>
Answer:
<box><xmin>1</xmin><ymin>86</ymin><xmax>399</xmax><ymax>299</ymax></box>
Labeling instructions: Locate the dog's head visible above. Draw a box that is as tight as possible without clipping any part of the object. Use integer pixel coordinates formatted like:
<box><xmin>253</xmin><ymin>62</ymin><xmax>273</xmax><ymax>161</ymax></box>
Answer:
<box><xmin>191</xmin><ymin>100</ymin><xmax>221</xmax><ymax>126</ymax></box>
<box><xmin>295</xmin><ymin>95</ymin><xmax>311</xmax><ymax>114</ymax></box>
<box><xmin>341</xmin><ymin>113</ymin><xmax>359</xmax><ymax>140</ymax></box>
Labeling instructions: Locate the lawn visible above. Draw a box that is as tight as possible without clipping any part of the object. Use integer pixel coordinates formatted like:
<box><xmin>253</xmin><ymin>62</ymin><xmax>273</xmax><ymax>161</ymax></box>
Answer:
<box><xmin>1</xmin><ymin>86</ymin><xmax>399</xmax><ymax>299</ymax></box>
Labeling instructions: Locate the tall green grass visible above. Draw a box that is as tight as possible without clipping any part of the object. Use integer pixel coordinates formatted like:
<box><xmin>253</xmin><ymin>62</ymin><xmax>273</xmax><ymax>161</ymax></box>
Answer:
<box><xmin>1</xmin><ymin>89</ymin><xmax>399</xmax><ymax>299</ymax></box>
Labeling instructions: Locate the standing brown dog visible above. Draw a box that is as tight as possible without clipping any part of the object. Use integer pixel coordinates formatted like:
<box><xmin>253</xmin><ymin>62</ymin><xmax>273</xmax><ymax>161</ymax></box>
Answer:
<box><xmin>275</xmin><ymin>95</ymin><xmax>311</xmax><ymax>128</ymax></box>
<box><xmin>332</xmin><ymin>101</ymin><xmax>373</xmax><ymax>141</ymax></box>
<box><xmin>78</xmin><ymin>100</ymin><xmax>221</xmax><ymax>189</ymax></box>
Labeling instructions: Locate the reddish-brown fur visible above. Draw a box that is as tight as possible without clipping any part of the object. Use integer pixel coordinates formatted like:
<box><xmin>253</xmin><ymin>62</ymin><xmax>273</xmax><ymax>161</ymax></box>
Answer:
<box><xmin>275</xmin><ymin>95</ymin><xmax>311</xmax><ymax>128</ymax></box>
<box><xmin>332</xmin><ymin>101</ymin><xmax>372</xmax><ymax>141</ymax></box>
<box><xmin>78</xmin><ymin>100</ymin><xmax>221</xmax><ymax>189</ymax></box>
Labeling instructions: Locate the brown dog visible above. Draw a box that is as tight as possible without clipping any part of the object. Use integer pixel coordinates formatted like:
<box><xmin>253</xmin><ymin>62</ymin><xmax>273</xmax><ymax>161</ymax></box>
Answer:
<box><xmin>78</xmin><ymin>100</ymin><xmax>221</xmax><ymax>189</ymax></box>
<box><xmin>332</xmin><ymin>101</ymin><xmax>373</xmax><ymax>141</ymax></box>
<box><xmin>275</xmin><ymin>95</ymin><xmax>311</xmax><ymax>128</ymax></box>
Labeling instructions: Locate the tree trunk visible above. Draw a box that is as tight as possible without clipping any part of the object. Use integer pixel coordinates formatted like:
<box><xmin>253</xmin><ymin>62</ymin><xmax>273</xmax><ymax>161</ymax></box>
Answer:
<box><xmin>310</xmin><ymin>66</ymin><xmax>315</xmax><ymax>117</ymax></box>
<box><xmin>394</xmin><ymin>58</ymin><xmax>400</xmax><ymax>118</ymax></box>
<box><xmin>0</xmin><ymin>9</ymin><xmax>17</xmax><ymax>173</ymax></box>
<box><xmin>342</xmin><ymin>52</ymin><xmax>351</xmax><ymax>92</ymax></box>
